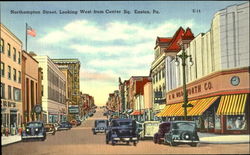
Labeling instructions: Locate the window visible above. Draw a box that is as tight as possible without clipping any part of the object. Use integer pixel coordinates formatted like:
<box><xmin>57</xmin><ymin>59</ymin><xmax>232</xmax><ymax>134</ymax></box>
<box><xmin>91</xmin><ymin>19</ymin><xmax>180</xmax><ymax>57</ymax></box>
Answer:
<box><xmin>8</xmin><ymin>85</ymin><xmax>12</xmax><ymax>100</ymax></box>
<box><xmin>13</xmin><ymin>68</ymin><xmax>16</xmax><ymax>81</ymax></box>
<box><xmin>7</xmin><ymin>43</ymin><xmax>11</xmax><ymax>57</ymax></box>
<box><xmin>18</xmin><ymin>71</ymin><xmax>21</xmax><ymax>83</ymax></box>
<box><xmin>13</xmin><ymin>87</ymin><xmax>21</xmax><ymax>101</ymax></box>
<box><xmin>18</xmin><ymin>52</ymin><xmax>21</xmax><ymax>64</ymax></box>
<box><xmin>0</xmin><ymin>83</ymin><xmax>5</xmax><ymax>99</ymax></box>
<box><xmin>13</xmin><ymin>48</ymin><xmax>16</xmax><ymax>61</ymax></box>
<box><xmin>1</xmin><ymin>62</ymin><xmax>4</xmax><ymax>77</ymax></box>
<box><xmin>159</xmin><ymin>70</ymin><xmax>161</xmax><ymax>80</ymax></box>
<box><xmin>8</xmin><ymin>66</ymin><xmax>11</xmax><ymax>79</ymax></box>
<box><xmin>162</xmin><ymin>68</ymin><xmax>165</xmax><ymax>78</ymax></box>
<box><xmin>0</xmin><ymin>38</ymin><xmax>4</xmax><ymax>53</ymax></box>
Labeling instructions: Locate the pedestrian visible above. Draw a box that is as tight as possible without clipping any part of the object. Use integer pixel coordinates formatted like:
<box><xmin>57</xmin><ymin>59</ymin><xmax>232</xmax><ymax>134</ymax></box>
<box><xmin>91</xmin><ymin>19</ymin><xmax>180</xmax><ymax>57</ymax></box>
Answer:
<box><xmin>5</xmin><ymin>126</ymin><xmax>9</xmax><ymax>137</ymax></box>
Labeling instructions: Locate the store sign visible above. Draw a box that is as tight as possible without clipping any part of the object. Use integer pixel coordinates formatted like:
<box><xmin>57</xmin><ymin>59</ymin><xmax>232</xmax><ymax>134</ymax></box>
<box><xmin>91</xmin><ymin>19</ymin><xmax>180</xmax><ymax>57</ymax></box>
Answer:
<box><xmin>168</xmin><ymin>81</ymin><xmax>213</xmax><ymax>100</ymax></box>
<box><xmin>68</xmin><ymin>105</ymin><xmax>79</xmax><ymax>114</ymax></box>
<box><xmin>1</xmin><ymin>100</ymin><xmax>16</xmax><ymax>108</ymax></box>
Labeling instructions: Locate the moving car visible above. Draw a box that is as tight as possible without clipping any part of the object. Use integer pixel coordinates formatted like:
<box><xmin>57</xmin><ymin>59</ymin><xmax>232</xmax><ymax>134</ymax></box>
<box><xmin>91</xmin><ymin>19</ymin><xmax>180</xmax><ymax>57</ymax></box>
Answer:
<box><xmin>44</xmin><ymin>123</ymin><xmax>56</xmax><ymax>135</ymax></box>
<box><xmin>106</xmin><ymin>118</ymin><xmax>138</xmax><ymax>146</ymax></box>
<box><xmin>153</xmin><ymin>122</ymin><xmax>171</xmax><ymax>144</ymax></box>
<box><xmin>138</xmin><ymin>121</ymin><xmax>160</xmax><ymax>140</ymax></box>
<box><xmin>22</xmin><ymin>121</ymin><xmax>46</xmax><ymax>141</ymax></box>
<box><xmin>92</xmin><ymin>120</ymin><xmax>108</xmax><ymax>134</ymax></box>
<box><xmin>76</xmin><ymin>120</ymin><xmax>81</xmax><ymax>126</ymax></box>
<box><xmin>57</xmin><ymin>121</ymin><xmax>72</xmax><ymax>130</ymax></box>
<box><xmin>164</xmin><ymin>121</ymin><xmax>199</xmax><ymax>147</ymax></box>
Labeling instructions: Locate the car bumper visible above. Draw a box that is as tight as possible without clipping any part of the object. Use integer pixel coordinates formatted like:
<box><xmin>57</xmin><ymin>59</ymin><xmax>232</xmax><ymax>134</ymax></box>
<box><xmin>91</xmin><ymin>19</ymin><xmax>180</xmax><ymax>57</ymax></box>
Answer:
<box><xmin>94</xmin><ymin>129</ymin><xmax>106</xmax><ymax>133</ymax></box>
<box><xmin>46</xmin><ymin>131</ymin><xmax>55</xmax><ymax>134</ymax></box>
<box><xmin>173</xmin><ymin>140</ymin><xmax>199</xmax><ymax>143</ymax></box>
<box><xmin>22</xmin><ymin>135</ymin><xmax>44</xmax><ymax>139</ymax></box>
<box><xmin>113</xmin><ymin>137</ymin><xmax>138</xmax><ymax>141</ymax></box>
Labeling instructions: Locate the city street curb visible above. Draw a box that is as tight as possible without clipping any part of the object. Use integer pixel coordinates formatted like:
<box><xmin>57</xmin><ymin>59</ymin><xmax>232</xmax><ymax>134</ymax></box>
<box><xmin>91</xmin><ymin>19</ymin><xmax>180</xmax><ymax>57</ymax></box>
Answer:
<box><xmin>200</xmin><ymin>141</ymin><xmax>250</xmax><ymax>144</ymax></box>
<box><xmin>1</xmin><ymin>139</ymin><xmax>22</xmax><ymax>147</ymax></box>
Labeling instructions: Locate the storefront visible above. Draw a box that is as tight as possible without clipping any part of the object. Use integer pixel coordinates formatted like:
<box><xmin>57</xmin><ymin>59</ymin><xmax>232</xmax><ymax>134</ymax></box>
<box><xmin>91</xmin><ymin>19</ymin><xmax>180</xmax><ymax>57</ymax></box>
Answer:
<box><xmin>1</xmin><ymin>100</ymin><xmax>22</xmax><ymax>135</ymax></box>
<box><xmin>157</xmin><ymin>67</ymin><xmax>249</xmax><ymax>134</ymax></box>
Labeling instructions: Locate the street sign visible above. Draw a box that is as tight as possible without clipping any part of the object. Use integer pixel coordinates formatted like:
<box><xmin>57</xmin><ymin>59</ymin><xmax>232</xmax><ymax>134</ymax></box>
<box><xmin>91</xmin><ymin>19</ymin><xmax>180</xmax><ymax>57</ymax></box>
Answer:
<box><xmin>68</xmin><ymin>105</ymin><xmax>79</xmax><ymax>114</ymax></box>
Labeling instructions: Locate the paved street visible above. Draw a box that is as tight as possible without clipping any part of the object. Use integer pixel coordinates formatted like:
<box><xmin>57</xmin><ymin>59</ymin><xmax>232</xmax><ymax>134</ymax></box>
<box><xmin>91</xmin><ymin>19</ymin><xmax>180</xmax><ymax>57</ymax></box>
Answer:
<box><xmin>2</xmin><ymin>108</ymin><xmax>250</xmax><ymax>155</ymax></box>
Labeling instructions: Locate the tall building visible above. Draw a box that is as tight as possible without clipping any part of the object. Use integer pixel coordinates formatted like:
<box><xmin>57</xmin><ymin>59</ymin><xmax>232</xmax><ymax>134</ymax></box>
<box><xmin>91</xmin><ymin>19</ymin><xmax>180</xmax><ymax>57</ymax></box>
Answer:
<box><xmin>150</xmin><ymin>27</ymin><xmax>194</xmax><ymax>119</ymax></box>
<box><xmin>52</xmin><ymin>59</ymin><xmax>81</xmax><ymax>106</ymax></box>
<box><xmin>22</xmin><ymin>51</ymin><xmax>40</xmax><ymax>123</ymax></box>
<box><xmin>1</xmin><ymin>23</ymin><xmax>22</xmax><ymax>132</ymax></box>
<box><xmin>33</xmin><ymin>56</ymin><xmax>67</xmax><ymax>123</ymax></box>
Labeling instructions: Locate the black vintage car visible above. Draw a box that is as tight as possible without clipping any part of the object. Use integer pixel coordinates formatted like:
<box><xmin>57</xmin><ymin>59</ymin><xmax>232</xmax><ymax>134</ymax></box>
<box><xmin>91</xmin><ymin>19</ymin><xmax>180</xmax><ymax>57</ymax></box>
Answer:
<box><xmin>57</xmin><ymin>121</ymin><xmax>72</xmax><ymax>131</ymax></box>
<box><xmin>106</xmin><ymin>118</ymin><xmax>138</xmax><ymax>146</ymax></box>
<box><xmin>164</xmin><ymin>121</ymin><xmax>199</xmax><ymax>147</ymax></box>
<box><xmin>22</xmin><ymin>121</ymin><xmax>46</xmax><ymax>141</ymax></box>
<box><xmin>92</xmin><ymin>120</ymin><xmax>108</xmax><ymax>134</ymax></box>
<box><xmin>153</xmin><ymin>122</ymin><xmax>171</xmax><ymax>144</ymax></box>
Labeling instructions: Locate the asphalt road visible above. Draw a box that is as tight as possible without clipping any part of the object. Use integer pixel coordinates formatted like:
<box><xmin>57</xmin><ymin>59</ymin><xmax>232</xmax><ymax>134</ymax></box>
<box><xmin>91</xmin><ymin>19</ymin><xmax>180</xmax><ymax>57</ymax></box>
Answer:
<box><xmin>2</xmin><ymin>108</ymin><xmax>250</xmax><ymax>155</ymax></box>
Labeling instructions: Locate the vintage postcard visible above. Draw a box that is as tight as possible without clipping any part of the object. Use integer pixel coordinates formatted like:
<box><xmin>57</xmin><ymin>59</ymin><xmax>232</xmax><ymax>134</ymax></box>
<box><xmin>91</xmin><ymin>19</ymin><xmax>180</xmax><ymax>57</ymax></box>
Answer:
<box><xmin>1</xmin><ymin>1</ymin><xmax>249</xmax><ymax>155</ymax></box>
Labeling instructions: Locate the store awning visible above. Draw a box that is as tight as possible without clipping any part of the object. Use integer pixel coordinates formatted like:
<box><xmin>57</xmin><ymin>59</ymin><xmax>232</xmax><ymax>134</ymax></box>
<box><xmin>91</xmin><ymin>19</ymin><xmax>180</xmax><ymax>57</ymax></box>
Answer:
<box><xmin>156</xmin><ymin>106</ymin><xmax>167</xmax><ymax>117</ymax></box>
<box><xmin>216</xmin><ymin>94</ymin><xmax>247</xmax><ymax>115</ymax></box>
<box><xmin>188</xmin><ymin>96</ymin><xmax>219</xmax><ymax>116</ymax></box>
<box><xmin>157</xmin><ymin>96</ymin><xmax>219</xmax><ymax>117</ymax></box>
<box><xmin>130</xmin><ymin>110</ymin><xmax>144</xmax><ymax>115</ymax></box>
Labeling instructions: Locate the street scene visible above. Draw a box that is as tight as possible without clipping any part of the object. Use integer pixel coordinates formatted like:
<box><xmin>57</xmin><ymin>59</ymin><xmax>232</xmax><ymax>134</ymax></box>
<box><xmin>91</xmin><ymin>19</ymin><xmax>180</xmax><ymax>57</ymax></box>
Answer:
<box><xmin>1</xmin><ymin>1</ymin><xmax>250</xmax><ymax>155</ymax></box>
<box><xmin>2</xmin><ymin>108</ymin><xmax>250</xmax><ymax>155</ymax></box>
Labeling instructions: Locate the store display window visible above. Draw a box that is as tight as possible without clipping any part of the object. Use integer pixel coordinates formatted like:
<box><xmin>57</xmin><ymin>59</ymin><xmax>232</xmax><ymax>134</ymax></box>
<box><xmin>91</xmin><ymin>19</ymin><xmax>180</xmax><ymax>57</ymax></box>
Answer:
<box><xmin>215</xmin><ymin>115</ymin><xmax>221</xmax><ymax>129</ymax></box>
<box><xmin>226</xmin><ymin>115</ymin><xmax>246</xmax><ymax>130</ymax></box>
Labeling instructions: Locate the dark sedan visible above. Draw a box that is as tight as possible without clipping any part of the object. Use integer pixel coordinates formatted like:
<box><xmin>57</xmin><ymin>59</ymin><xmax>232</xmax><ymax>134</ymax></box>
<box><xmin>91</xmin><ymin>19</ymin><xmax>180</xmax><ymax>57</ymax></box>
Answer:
<box><xmin>57</xmin><ymin>121</ymin><xmax>72</xmax><ymax>130</ymax></box>
<box><xmin>22</xmin><ymin>121</ymin><xmax>46</xmax><ymax>141</ymax></box>
<box><xmin>153</xmin><ymin>122</ymin><xmax>171</xmax><ymax>144</ymax></box>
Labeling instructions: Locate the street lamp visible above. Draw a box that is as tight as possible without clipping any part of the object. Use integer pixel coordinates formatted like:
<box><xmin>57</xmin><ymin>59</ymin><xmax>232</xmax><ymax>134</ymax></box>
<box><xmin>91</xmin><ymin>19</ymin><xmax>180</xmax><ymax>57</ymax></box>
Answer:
<box><xmin>175</xmin><ymin>46</ymin><xmax>194</xmax><ymax>120</ymax></box>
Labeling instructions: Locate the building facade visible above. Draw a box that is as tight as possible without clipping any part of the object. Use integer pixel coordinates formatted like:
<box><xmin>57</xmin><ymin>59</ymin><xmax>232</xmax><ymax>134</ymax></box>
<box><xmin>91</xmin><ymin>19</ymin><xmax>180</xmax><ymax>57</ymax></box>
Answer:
<box><xmin>160</xmin><ymin>2</ymin><xmax>249</xmax><ymax>134</ymax></box>
<box><xmin>33</xmin><ymin>56</ymin><xmax>67</xmax><ymax>123</ymax></box>
<box><xmin>144</xmin><ymin>81</ymin><xmax>153</xmax><ymax>121</ymax></box>
<box><xmin>1</xmin><ymin>23</ymin><xmax>22</xmax><ymax>134</ymax></box>
<box><xmin>52</xmin><ymin>59</ymin><xmax>81</xmax><ymax>106</ymax></box>
<box><xmin>21</xmin><ymin>51</ymin><xmax>40</xmax><ymax>123</ymax></box>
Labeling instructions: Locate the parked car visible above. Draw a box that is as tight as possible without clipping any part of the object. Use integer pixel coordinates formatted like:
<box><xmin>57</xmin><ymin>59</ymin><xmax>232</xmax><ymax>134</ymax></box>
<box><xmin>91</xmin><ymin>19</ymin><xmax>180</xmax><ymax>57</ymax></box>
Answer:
<box><xmin>106</xmin><ymin>118</ymin><xmax>138</xmax><ymax>146</ymax></box>
<box><xmin>138</xmin><ymin>121</ymin><xmax>160</xmax><ymax>140</ymax></box>
<box><xmin>153</xmin><ymin>122</ymin><xmax>171</xmax><ymax>144</ymax></box>
<box><xmin>164</xmin><ymin>121</ymin><xmax>199</xmax><ymax>147</ymax></box>
<box><xmin>57</xmin><ymin>121</ymin><xmax>72</xmax><ymax>130</ymax></box>
<box><xmin>76</xmin><ymin>120</ymin><xmax>81</xmax><ymax>126</ymax></box>
<box><xmin>92</xmin><ymin>120</ymin><xmax>108</xmax><ymax>134</ymax></box>
<box><xmin>22</xmin><ymin>121</ymin><xmax>46</xmax><ymax>141</ymax></box>
<box><xmin>44</xmin><ymin>123</ymin><xmax>56</xmax><ymax>135</ymax></box>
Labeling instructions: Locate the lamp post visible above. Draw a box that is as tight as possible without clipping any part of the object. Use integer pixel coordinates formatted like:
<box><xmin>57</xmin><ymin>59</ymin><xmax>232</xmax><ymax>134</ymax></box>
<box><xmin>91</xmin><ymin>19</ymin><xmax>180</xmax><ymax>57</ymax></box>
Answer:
<box><xmin>175</xmin><ymin>46</ymin><xmax>194</xmax><ymax>120</ymax></box>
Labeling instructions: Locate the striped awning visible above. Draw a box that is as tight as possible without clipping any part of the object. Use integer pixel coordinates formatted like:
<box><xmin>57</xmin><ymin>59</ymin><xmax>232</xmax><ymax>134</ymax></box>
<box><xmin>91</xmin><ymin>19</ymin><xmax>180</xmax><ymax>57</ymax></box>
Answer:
<box><xmin>188</xmin><ymin>96</ymin><xmax>219</xmax><ymax>116</ymax></box>
<box><xmin>216</xmin><ymin>94</ymin><xmax>247</xmax><ymax>115</ymax></box>
<box><xmin>156</xmin><ymin>96</ymin><xmax>219</xmax><ymax>117</ymax></box>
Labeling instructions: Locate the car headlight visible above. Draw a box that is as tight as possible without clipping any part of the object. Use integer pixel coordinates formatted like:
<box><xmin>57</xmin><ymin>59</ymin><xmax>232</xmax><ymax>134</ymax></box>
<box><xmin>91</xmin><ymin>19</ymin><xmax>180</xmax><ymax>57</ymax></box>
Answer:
<box><xmin>26</xmin><ymin>129</ymin><xmax>29</xmax><ymax>132</ymax></box>
<box><xmin>35</xmin><ymin>128</ymin><xmax>39</xmax><ymax>131</ymax></box>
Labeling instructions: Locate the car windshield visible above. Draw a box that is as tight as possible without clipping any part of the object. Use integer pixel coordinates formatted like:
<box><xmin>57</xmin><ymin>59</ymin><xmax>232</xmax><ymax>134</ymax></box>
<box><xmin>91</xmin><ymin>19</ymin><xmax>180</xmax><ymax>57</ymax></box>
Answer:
<box><xmin>173</xmin><ymin>122</ymin><xmax>195</xmax><ymax>131</ymax></box>
<box><xmin>97</xmin><ymin>122</ymin><xmax>107</xmax><ymax>127</ymax></box>
<box><xmin>27</xmin><ymin>122</ymin><xmax>42</xmax><ymax>128</ymax></box>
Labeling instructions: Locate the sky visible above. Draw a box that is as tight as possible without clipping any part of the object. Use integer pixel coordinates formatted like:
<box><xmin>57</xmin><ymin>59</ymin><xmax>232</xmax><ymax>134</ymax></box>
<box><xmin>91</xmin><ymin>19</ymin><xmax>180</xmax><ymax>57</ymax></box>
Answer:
<box><xmin>0</xmin><ymin>1</ymin><xmax>246</xmax><ymax>106</ymax></box>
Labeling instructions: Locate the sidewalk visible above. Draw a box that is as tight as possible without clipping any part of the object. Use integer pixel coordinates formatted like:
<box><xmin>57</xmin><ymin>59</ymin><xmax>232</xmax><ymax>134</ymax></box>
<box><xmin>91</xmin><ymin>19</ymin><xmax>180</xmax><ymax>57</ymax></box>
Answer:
<box><xmin>1</xmin><ymin>134</ymin><xmax>22</xmax><ymax>146</ymax></box>
<box><xmin>198</xmin><ymin>132</ymin><xmax>250</xmax><ymax>144</ymax></box>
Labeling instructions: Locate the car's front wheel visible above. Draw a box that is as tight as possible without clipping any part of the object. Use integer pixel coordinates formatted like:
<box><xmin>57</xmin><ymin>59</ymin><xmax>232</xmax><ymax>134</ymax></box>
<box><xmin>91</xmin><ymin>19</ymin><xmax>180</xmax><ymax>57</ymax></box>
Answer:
<box><xmin>111</xmin><ymin>140</ymin><xmax>115</xmax><ymax>146</ymax></box>
<box><xmin>133</xmin><ymin>141</ymin><xmax>137</xmax><ymax>146</ymax></box>
<box><xmin>170</xmin><ymin>141</ymin><xmax>177</xmax><ymax>146</ymax></box>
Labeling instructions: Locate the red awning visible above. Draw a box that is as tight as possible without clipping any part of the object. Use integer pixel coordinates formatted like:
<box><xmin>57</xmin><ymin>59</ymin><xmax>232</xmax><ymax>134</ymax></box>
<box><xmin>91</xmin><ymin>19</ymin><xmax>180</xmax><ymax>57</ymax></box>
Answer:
<box><xmin>130</xmin><ymin>110</ymin><xmax>144</xmax><ymax>115</ymax></box>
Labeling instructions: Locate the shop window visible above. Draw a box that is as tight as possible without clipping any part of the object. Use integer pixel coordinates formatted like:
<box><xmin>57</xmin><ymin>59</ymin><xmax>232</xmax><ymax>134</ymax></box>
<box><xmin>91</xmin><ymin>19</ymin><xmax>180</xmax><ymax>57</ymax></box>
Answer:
<box><xmin>215</xmin><ymin>115</ymin><xmax>221</xmax><ymax>129</ymax></box>
<box><xmin>226</xmin><ymin>115</ymin><xmax>246</xmax><ymax>130</ymax></box>
<box><xmin>193</xmin><ymin>117</ymin><xmax>201</xmax><ymax>128</ymax></box>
